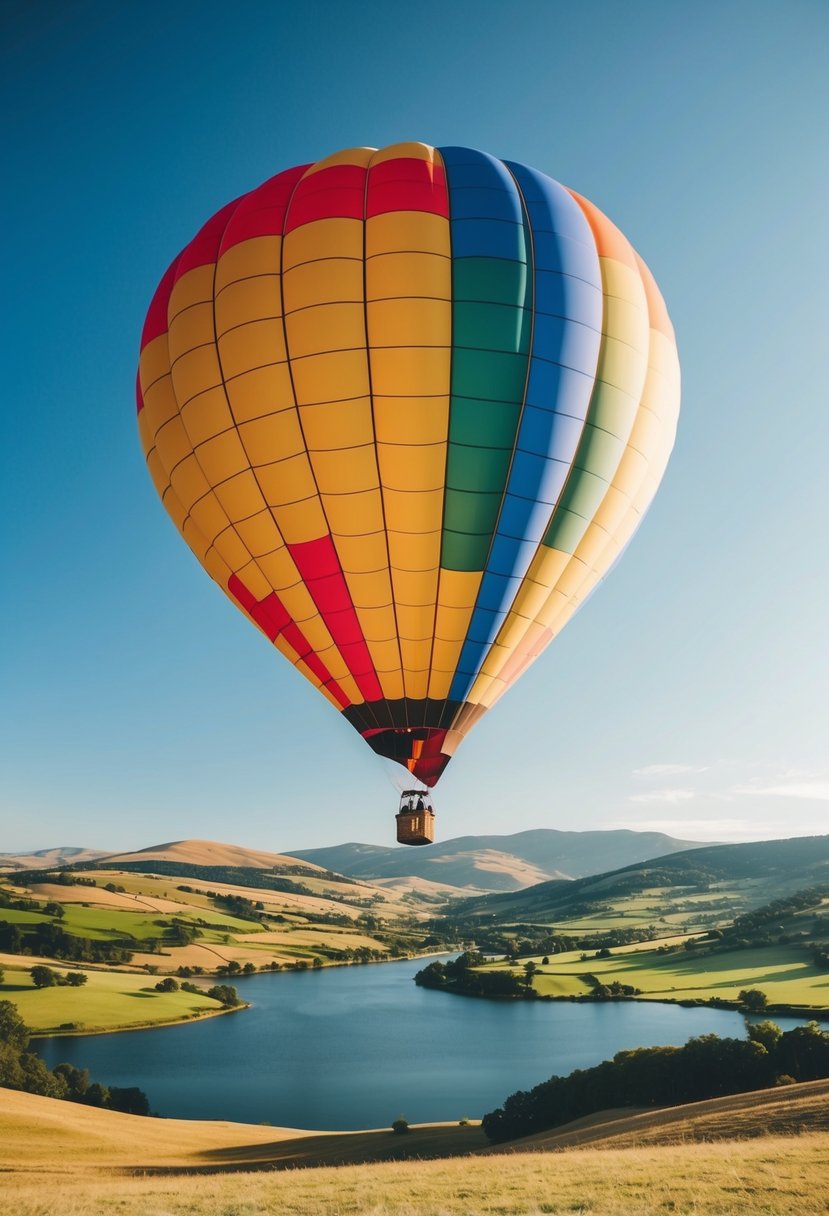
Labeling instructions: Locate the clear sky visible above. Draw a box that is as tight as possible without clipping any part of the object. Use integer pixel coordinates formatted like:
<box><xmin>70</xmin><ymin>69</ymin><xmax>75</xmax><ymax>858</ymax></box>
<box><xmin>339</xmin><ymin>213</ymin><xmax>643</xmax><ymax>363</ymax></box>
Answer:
<box><xmin>2</xmin><ymin>0</ymin><xmax>827</xmax><ymax>855</ymax></box>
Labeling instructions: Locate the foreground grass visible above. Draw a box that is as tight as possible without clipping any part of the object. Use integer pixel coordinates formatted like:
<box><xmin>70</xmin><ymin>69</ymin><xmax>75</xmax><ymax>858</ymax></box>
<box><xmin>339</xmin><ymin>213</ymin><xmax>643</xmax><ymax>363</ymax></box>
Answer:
<box><xmin>0</xmin><ymin>965</ymin><xmax>228</xmax><ymax>1033</ymax></box>
<box><xmin>4</xmin><ymin>1134</ymin><xmax>828</xmax><ymax>1215</ymax></box>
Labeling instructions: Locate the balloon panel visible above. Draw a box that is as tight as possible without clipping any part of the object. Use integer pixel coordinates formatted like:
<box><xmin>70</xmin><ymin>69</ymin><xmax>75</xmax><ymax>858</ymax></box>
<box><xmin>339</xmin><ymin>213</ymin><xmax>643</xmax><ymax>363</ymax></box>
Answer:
<box><xmin>138</xmin><ymin>143</ymin><xmax>680</xmax><ymax>786</ymax></box>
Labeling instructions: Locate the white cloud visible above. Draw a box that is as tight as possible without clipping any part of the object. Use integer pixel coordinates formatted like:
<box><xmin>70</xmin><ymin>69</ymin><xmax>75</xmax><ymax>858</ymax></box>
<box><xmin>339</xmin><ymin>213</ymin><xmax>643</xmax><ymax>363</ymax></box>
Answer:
<box><xmin>733</xmin><ymin>780</ymin><xmax>829</xmax><ymax>801</ymax></box>
<box><xmin>633</xmin><ymin>764</ymin><xmax>709</xmax><ymax>778</ymax></box>
<box><xmin>627</xmin><ymin>788</ymin><xmax>697</xmax><ymax>805</ymax></box>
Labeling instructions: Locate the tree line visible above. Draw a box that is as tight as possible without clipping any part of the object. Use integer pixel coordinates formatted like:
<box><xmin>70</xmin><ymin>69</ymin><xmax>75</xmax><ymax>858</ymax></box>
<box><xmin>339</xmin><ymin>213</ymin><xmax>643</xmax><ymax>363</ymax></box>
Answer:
<box><xmin>481</xmin><ymin>1020</ymin><xmax>829</xmax><ymax>1142</ymax></box>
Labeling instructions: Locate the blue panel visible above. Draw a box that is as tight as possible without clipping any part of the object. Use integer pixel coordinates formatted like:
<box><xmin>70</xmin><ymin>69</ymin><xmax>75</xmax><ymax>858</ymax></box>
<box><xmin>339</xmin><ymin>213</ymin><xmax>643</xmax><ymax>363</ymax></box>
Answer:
<box><xmin>448</xmin><ymin>186</ymin><xmax>523</xmax><ymax>223</ymax></box>
<box><xmin>524</xmin><ymin>362</ymin><xmax>594</xmax><ymax>421</ymax></box>
<box><xmin>536</xmin><ymin>270</ymin><xmax>603</xmax><ymax>326</ymax></box>
<box><xmin>506</xmin><ymin>161</ymin><xmax>596</xmax><ymax>245</ymax></box>
<box><xmin>451</xmin><ymin>218</ymin><xmax>527</xmax><ymax>261</ymax></box>
<box><xmin>532</xmin><ymin>312</ymin><xmax>600</xmax><ymax>375</ymax></box>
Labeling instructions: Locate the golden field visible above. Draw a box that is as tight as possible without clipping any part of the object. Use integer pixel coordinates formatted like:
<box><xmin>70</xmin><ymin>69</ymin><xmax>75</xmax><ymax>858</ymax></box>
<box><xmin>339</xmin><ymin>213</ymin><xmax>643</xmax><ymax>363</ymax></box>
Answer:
<box><xmin>2</xmin><ymin>1081</ymin><xmax>829</xmax><ymax>1215</ymax></box>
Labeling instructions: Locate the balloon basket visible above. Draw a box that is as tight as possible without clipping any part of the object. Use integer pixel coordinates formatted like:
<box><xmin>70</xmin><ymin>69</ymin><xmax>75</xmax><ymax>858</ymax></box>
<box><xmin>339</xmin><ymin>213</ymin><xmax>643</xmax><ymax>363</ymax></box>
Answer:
<box><xmin>396</xmin><ymin>789</ymin><xmax>435</xmax><ymax>846</ymax></box>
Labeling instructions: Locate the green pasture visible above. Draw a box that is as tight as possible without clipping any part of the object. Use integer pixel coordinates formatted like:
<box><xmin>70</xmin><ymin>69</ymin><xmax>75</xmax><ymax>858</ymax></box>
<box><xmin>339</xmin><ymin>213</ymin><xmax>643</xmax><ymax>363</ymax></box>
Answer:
<box><xmin>0</xmin><ymin>965</ymin><xmax>225</xmax><ymax>1034</ymax></box>
<box><xmin>523</xmin><ymin>944</ymin><xmax>829</xmax><ymax>1009</ymax></box>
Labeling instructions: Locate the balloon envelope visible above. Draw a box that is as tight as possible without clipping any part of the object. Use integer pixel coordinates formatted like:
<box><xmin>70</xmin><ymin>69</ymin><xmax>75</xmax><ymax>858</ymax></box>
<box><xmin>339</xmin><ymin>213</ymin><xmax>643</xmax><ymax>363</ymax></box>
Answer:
<box><xmin>137</xmin><ymin>142</ymin><xmax>680</xmax><ymax>787</ymax></box>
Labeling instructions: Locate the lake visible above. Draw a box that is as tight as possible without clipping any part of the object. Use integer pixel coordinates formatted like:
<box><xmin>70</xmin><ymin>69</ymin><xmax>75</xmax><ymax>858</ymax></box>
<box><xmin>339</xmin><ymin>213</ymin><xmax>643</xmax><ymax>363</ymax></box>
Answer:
<box><xmin>35</xmin><ymin>957</ymin><xmax>809</xmax><ymax>1130</ymax></box>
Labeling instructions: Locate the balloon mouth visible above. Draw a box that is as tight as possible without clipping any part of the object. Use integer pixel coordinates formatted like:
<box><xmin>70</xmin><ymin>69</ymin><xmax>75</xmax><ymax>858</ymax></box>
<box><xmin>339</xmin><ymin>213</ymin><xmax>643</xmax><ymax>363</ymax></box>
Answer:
<box><xmin>361</xmin><ymin>726</ymin><xmax>451</xmax><ymax>788</ymax></box>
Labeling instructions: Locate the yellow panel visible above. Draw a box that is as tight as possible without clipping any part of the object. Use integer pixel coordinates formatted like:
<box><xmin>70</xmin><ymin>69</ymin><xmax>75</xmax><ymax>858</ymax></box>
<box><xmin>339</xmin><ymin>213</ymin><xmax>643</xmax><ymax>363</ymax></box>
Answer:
<box><xmin>215</xmin><ymin>235</ymin><xmax>281</xmax><ymax>294</ymax></box>
<box><xmin>370</xmin><ymin>347</ymin><xmax>450</xmax><ymax>398</ymax></box>
<box><xmin>384</xmin><ymin>490</ymin><xmax>443</xmax><ymax>537</ymax></box>
<box><xmin>189</xmin><ymin>492</ymin><xmax>231</xmax><ymax>545</ymax></box>
<box><xmin>290</xmin><ymin>349</ymin><xmax>370</xmax><ymax>406</ymax></box>
<box><xmin>212</xmin><ymin>525</ymin><xmax>251</xmax><ymax>573</ymax></box>
<box><xmin>283</xmin><ymin>218</ymin><xmax>363</xmax><ymax>267</ymax></box>
<box><xmin>139</xmin><ymin>334</ymin><xmax>172</xmax><ymax>395</ymax></box>
<box><xmin>335</xmin><ymin>532</ymin><xmax>388</xmax><ymax>574</ymax></box>
<box><xmin>278</xmin><ymin>581</ymin><xmax>320</xmax><ymax>624</ymax></box>
<box><xmin>303</xmin><ymin>147</ymin><xmax>375</xmax><ymax>174</ymax></box>
<box><xmin>300</xmin><ymin>398</ymin><xmax>374</xmax><ymax>450</ymax></box>
<box><xmin>218</xmin><ymin>319</ymin><xmax>286</xmax><ymax>380</ymax></box>
<box><xmin>595</xmin><ymin>336</ymin><xmax>648</xmax><ymax>402</ymax></box>
<box><xmin>146</xmin><ymin>448</ymin><xmax>169</xmax><ymax>499</ymax></box>
<box><xmin>224</xmin><ymin>363</ymin><xmax>295</xmax><ymax>423</ymax></box>
<box><xmin>256</xmin><ymin>546</ymin><xmax>300</xmax><ymax>590</ymax></box>
<box><xmin>213</xmin><ymin>471</ymin><xmax>266</xmax><ymax>522</ymax></box>
<box><xmin>239</xmin><ymin>411</ymin><xmax>305</xmax><ymax>466</ymax></box>
<box><xmin>168</xmin><ymin>301</ymin><xmax>214</xmax><ymax>355</ymax></box>
<box><xmin>380</xmin><ymin>672</ymin><xmax>405</xmax><ymax>699</ymax></box>
<box><xmin>234</xmin><ymin>509</ymin><xmax>283</xmax><ymax>558</ymax></box>
<box><xmin>234</xmin><ymin>560</ymin><xmax>272</xmax><ymax>602</ymax></box>
<box><xmin>200</xmin><ymin>538</ymin><xmax>229</xmax><ymax>581</ymax></box>
<box><xmin>257</xmin><ymin>454</ymin><xmax>318</xmax><ymax>505</ymax></box>
<box><xmin>155</xmin><ymin>417</ymin><xmax>195</xmax><ymax>474</ymax></box>
<box><xmin>283</xmin><ymin>258</ymin><xmax>363</xmax><ymax>311</ymax></box>
<box><xmin>180</xmin><ymin>387</ymin><xmax>235</xmax><ymax>448</ymax></box>
<box><xmin>392</xmin><ymin>568</ymin><xmax>438</xmax><ymax>606</ymax></box>
<box><xmin>140</xmin><ymin>377</ymin><xmax>179</xmax><ymax>444</ymax></box>
<box><xmin>602</xmin><ymin>295</ymin><xmax>649</xmax><ymax>349</ymax></box>
<box><xmin>373</xmin><ymin>397</ymin><xmax>448</xmax><ymax>446</ymax></box>
<box><xmin>351</xmin><ymin>603</ymin><xmax>396</xmax><ymax>639</ymax></box>
<box><xmin>215</xmin><ymin>275</ymin><xmax>282</xmax><ymax>334</ymax></box>
<box><xmin>378</xmin><ymin>443</ymin><xmax>444</xmax><ymax>492</ymax></box>
<box><xmin>168</xmin><ymin>265</ymin><xmax>214</xmax><ymax>318</ymax></box>
<box><xmin>312</xmin><ymin>444</ymin><xmax>377</xmax><ymax>495</ymax></box>
<box><xmin>170</xmin><ymin>346</ymin><xmax>222</xmax><ymax>408</ymax></box>
<box><xmin>137</xmin><ymin>409</ymin><xmax>154</xmax><ymax>457</ymax></box>
<box><xmin>366</xmin><ymin>298</ymin><xmax>450</xmax><ymax>349</ymax></box>
<box><xmin>345</xmin><ymin>572</ymin><xmax>394</xmax><ymax>610</ymax></box>
<box><xmin>396</xmin><ymin>604</ymin><xmax>433</xmax><ymax>638</ymax></box>
<box><xmin>162</xmin><ymin>485</ymin><xmax>187</xmax><ymax>532</ymax></box>
<box><xmin>170</xmin><ymin>455</ymin><xmax>211</xmax><ymax>513</ymax></box>
<box><xmin>370</xmin><ymin>141</ymin><xmax>436</xmax><ymax>165</ymax></box>
<box><xmin>285</xmin><ymin>301</ymin><xmax>366</xmax><ymax>360</ymax></box>
<box><xmin>387</xmin><ymin>527</ymin><xmax>441</xmax><ymax>572</ymax></box>
<box><xmin>270</xmin><ymin>496</ymin><xmax>327</xmax><ymax>545</ymax></box>
<box><xmin>403</xmin><ymin>669</ymin><xmax>429</xmax><ymax>700</ymax></box>
<box><xmin>434</xmin><ymin>604</ymin><xmax>473</xmax><ymax>642</ymax></box>
<box><xmin>600</xmin><ymin>257</ymin><xmax>647</xmax><ymax>309</ymax></box>
<box><xmin>194</xmin><ymin>430</ymin><xmax>249</xmax><ymax>486</ymax></box>
<box><xmin>298</xmin><ymin>617</ymin><xmax>338</xmax><ymax>654</ymax></box>
<box><xmin>324</xmin><ymin>489</ymin><xmax>383</xmax><ymax>535</ymax></box>
<box><xmin>366</xmin><ymin>211</ymin><xmax>448</xmax><ymax>257</ymax></box>
<box><xmin>434</xmin><ymin>569</ymin><xmax>483</xmax><ymax>610</ymax></box>
<box><xmin>367</xmin><ymin>252</ymin><xmax>450</xmax><ymax>300</ymax></box>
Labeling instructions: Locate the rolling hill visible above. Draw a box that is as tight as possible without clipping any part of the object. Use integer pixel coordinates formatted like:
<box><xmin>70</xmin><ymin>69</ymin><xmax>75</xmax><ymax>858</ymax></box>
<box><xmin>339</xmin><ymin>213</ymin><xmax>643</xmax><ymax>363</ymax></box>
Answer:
<box><xmin>454</xmin><ymin>832</ymin><xmax>829</xmax><ymax>922</ymax></box>
<box><xmin>293</xmin><ymin>828</ymin><xmax>708</xmax><ymax>892</ymax></box>
<box><xmin>0</xmin><ymin>846</ymin><xmax>110</xmax><ymax>872</ymax></box>
<box><xmin>99</xmin><ymin>838</ymin><xmax>329</xmax><ymax>875</ymax></box>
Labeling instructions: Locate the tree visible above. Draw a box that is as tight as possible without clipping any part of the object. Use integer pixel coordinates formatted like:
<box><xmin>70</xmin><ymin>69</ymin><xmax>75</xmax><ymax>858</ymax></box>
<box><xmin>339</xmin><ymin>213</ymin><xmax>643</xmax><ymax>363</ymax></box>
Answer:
<box><xmin>523</xmin><ymin>961</ymin><xmax>538</xmax><ymax>988</ymax></box>
<box><xmin>0</xmin><ymin>1000</ymin><xmax>29</xmax><ymax>1051</ymax></box>
<box><xmin>53</xmin><ymin>1063</ymin><xmax>91</xmax><ymax>1100</ymax></box>
<box><xmin>30</xmin><ymin>965</ymin><xmax>59</xmax><ymax>988</ymax></box>
<box><xmin>739</xmin><ymin>988</ymin><xmax>769</xmax><ymax>1012</ymax></box>
<box><xmin>747</xmin><ymin>1020</ymin><xmax>782</xmax><ymax>1053</ymax></box>
<box><xmin>154</xmin><ymin>977</ymin><xmax>179</xmax><ymax>993</ymax></box>
<box><xmin>391</xmin><ymin>1117</ymin><xmax>409</xmax><ymax>1135</ymax></box>
<box><xmin>65</xmin><ymin>972</ymin><xmax>87</xmax><ymax>987</ymax></box>
<box><xmin>206</xmin><ymin>984</ymin><xmax>241</xmax><ymax>1007</ymax></box>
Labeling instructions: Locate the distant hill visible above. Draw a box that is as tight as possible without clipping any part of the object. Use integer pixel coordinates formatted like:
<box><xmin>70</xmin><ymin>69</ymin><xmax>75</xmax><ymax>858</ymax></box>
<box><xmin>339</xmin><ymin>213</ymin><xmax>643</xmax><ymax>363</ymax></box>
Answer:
<box><xmin>292</xmin><ymin>829</ymin><xmax>709</xmax><ymax>892</ymax></box>
<box><xmin>99</xmin><ymin>839</ymin><xmax>329</xmax><ymax>876</ymax></box>
<box><xmin>456</xmin><ymin>833</ymin><xmax>829</xmax><ymax>920</ymax></box>
<box><xmin>0</xmin><ymin>846</ymin><xmax>110</xmax><ymax>872</ymax></box>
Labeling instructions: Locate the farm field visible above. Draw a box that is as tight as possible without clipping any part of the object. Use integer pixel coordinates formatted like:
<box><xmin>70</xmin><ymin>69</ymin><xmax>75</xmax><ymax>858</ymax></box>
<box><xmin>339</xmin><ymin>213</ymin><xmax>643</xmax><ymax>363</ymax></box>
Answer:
<box><xmin>0</xmin><ymin>963</ymin><xmax>232</xmax><ymax>1034</ymax></box>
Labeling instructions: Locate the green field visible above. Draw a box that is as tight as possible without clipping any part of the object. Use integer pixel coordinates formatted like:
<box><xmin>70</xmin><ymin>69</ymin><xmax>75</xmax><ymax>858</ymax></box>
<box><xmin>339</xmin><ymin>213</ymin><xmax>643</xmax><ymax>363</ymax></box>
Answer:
<box><xmin>483</xmin><ymin>943</ymin><xmax>829</xmax><ymax>1009</ymax></box>
<box><xmin>0</xmin><ymin>964</ymin><xmax>231</xmax><ymax>1034</ymax></box>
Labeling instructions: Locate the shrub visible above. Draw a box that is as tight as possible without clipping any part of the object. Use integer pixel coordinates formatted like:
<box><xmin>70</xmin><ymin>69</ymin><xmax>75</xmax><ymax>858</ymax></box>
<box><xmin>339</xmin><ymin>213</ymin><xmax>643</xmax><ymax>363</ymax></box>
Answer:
<box><xmin>391</xmin><ymin>1117</ymin><xmax>409</xmax><ymax>1135</ymax></box>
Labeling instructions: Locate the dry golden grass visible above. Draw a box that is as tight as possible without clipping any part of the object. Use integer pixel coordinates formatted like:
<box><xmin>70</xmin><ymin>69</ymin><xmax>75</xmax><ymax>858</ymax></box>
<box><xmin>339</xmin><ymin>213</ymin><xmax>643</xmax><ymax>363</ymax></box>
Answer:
<box><xmin>100</xmin><ymin>839</ymin><xmax>329</xmax><ymax>872</ymax></box>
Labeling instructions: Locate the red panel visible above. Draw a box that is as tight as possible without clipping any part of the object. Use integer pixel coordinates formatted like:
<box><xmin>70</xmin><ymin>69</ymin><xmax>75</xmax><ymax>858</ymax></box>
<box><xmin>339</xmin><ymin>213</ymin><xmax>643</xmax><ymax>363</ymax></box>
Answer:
<box><xmin>287</xmin><ymin>535</ymin><xmax>382</xmax><ymax>701</ymax></box>
<box><xmin>140</xmin><ymin>255</ymin><xmax>180</xmax><ymax>350</ymax></box>
<box><xmin>136</xmin><ymin>368</ymin><xmax>144</xmax><ymax>414</ymax></box>
<box><xmin>227</xmin><ymin>574</ymin><xmax>350</xmax><ymax>709</ymax></box>
<box><xmin>366</xmin><ymin>158</ymin><xmax>449</xmax><ymax>218</ymax></box>
<box><xmin>174</xmin><ymin>199</ymin><xmax>242</xmax><ymax>281</ymax></box>
<box><xmin>284</xmin><ymin>164</ymin><xmax>367</xmax><ymax>232</ymax></box>
<box><xmin>411</xmin><ymin>753</ymin><xmax>450</xmax><ymax>787</ymax></box>
<box><xmin>219</xmin><ymin>164</ymin><xmax>311</xmax><ymax>253</ymax></box>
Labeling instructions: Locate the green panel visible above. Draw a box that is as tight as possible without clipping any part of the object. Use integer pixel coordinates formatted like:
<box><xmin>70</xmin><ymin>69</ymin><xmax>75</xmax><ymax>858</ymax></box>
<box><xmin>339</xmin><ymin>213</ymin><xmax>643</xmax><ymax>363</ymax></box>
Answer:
<box><xmin>450</xmin><ymin>348</ymin><xmax>529</xmax><ymax>403</ymax></box>
<box><xmin>542</xmin><ymin>507</ymin><xmax>591</xmax><ymax>555</ymax></box>
<box><xmin>453</xmin><ymin>301</ymin><xmax>532</xmax><ymax>354</ymax></box>
<box><xmin>561</xmin><ymin>468</ymin><xmax>608</xmax><ymax>519</ymax></box>
<box><xmin>441</xmin><ymin>529</ymin><xmax>492</xmax><ymax>572</ymax></box>
<box><xmin>443</xmin><ymin>488</ymin><xmax>503</xmax><ymax>537</ymax></box>
<box><xmin>447</xmin><ymin>445</ymin><xmax>512</xmax><ymax>492</ymax></box>
<box><xmin>448</xmin><ymin>398</ymin><xmax>522</xmax><ymax>449</ymax></box>
<box><xmin>574</xmin><ymin>425</ymin><xmax>626</xmax><ymax>475</ymax></box>
<box><xmin>453</xmin><ymin>257</ymin><xmax>529</xmax><ymax>306</ymax></box>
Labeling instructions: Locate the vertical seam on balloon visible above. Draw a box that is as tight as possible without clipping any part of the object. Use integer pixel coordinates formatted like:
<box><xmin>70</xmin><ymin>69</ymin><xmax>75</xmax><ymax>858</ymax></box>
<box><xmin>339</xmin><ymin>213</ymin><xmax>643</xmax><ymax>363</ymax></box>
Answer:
<box><xmin>446</xmin><ymin>161</ymin><xmax>537</xmax><ymax>709</ymax></box>
<box><xmin>277</xmin><ymin>168</ymin><xmax>382</xmax><ymax>728</ymax></box>
<box><xmin>363</xmin><ymin>149</ymin><xmax>408</xmax><ymax>725</ymax></box>
<box><xmin>200</xmin><ymin>195</ymin><xmax>342</xmax><ymax>698</ymax></box>
<box><xmin>423</xmin><ymin>147</ymin><xmax>454</xmax><ymax>730</ymax></box>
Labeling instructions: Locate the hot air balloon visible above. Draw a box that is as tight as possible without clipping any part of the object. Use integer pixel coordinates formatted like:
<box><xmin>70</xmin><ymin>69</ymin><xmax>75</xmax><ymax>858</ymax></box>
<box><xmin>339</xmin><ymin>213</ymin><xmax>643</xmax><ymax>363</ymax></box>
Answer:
<box><xmin>137</xmin><ymin>142</ymin><xmax>680</xmax><ymax>845</ymax></box>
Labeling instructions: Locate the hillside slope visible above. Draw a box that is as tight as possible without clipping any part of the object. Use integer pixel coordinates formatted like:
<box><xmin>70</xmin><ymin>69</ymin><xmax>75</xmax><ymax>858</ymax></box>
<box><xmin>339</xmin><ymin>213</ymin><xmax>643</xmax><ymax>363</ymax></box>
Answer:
<box><xmin>0</xmin><ymin>847</ymin><xmax>110</xmax><ymax>871</ymax></box>
<box><xmin>100</xmin><ymin>839</ymin><xmax>328</xmax><ymax>874</ymax></box>
<box><xmin>293</xmin><ymin>828</ymin><xmax>707</xmax><ymax>892</ymax></box>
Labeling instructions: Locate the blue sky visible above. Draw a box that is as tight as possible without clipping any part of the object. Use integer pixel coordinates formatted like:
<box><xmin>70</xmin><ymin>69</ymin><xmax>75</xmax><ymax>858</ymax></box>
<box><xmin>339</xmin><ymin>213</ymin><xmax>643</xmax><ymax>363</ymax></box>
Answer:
<box><xmin>2</xmin><ymin>0</ymin><xmax>827</xmax><ymax>854</ymax></box>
